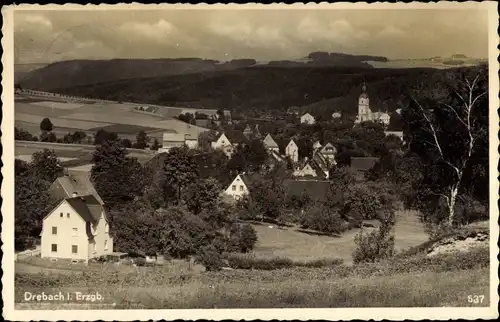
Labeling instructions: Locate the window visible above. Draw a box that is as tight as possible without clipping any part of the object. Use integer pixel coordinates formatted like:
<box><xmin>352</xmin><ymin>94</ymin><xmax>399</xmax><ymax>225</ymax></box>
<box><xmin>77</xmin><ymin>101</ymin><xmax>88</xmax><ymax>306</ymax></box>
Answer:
<box><xmin>72</xmin><ymin>228</ymin><xmax>78</xmax><ymax>237</ymax></box>
<box><xmin>51</xmin><ymin>244</ymin><xmax>57</xmax><ymax>252</ymax></box>
<box><xmin>67</xmin><ymin>213</ymin><xmax>70</xmax><ymax>218</ymax></box>
<box><xmin>104</xmin><ymin>240</ymin><xmax>108</xmax><ymax>251</ymax></box>
<box><xmin>60</xmin><ymin>212</ymin><xmax>63</xmax><ymax>218</ymax></box>
<box><xmin>72</xmin><ymin>245</ymin><xmax>78</xmax><ymax>254</ymax></box>
<box><xmin>105</xmin><ymin>223</ymin><xmax>109</xmax><ymax>234</ymax></box>
<box><xmin>232</xmin><ymin>185</ymin><xmax>236</xmax><ymax>191</ymax></box>
<box><xmin>239</xmin><ymin>185</ymin><xmax>244</xmax><ymax>191</ymax></box>
<box><xmin>52</xmin><ymin>226</ymin><xmax>57</xmax><ymax>235</ymax></box>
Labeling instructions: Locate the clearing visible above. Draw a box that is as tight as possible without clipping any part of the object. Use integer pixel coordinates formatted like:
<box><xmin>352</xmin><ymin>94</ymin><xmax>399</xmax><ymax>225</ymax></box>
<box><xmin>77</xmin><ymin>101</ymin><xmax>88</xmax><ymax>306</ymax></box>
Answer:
<box><xmin>251</xmin><ymin>210</ymin><xmax>427</xmax><ymax>263</ymax></box>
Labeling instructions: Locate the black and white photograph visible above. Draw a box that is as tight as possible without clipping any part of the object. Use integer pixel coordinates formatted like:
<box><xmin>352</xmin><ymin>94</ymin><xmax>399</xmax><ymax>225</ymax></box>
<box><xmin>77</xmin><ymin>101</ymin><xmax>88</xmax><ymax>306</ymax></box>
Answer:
<box><xmin>2</xmin><ymin>2</ymin><xmax>499</xmax><ymax>320</ymax></box>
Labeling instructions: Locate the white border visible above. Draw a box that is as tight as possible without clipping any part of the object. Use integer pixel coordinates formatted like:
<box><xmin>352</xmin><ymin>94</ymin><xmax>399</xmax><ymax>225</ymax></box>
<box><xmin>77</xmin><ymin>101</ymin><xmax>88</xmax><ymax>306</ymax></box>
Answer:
<box><xmin>2</xmin><ymin>2</ymin><xmax>499</xmax><ymax>321</ymax></box>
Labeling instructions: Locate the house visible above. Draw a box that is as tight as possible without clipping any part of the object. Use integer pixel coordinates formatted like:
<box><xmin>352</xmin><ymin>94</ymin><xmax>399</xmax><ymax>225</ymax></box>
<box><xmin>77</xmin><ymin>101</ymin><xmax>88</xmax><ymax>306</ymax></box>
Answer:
<box><xmin>184</xmin><ymin>134</ymin><xmax>199</xmax><ymax>149</ymax></box>
<box><xmin>285</xmin><ymin>139</ymin><xmax>299</xmax><ymax>163</ymax></box>
<box><xmin>318</xmin><ymin>142</ymin><xmax>337</xmax><ymax>163</ymax></box>
<box><xmin>40</xmin><ymin>194</ymin><xmax>113</xmax><ymax>262</ymax></box>
<box><xmin>224</xmin><ymin>174</ymin><xmax>252</xmax><ymax>200</ymax></box>
<box><xmin>49</xmin><ymin>172</ymin><xmax>104</xmax><ymax>205</ymax></box>
<box><xmin>158</xmin><ymin>133</ymin><xmax>187</xmax><ymax>153</ymax></box>
<box><xmin>292</xmin><ymin>159</ymin><xmax>327</xmax><ymax>179</ymax></box>
<box><xmin>350</xmin><ymin>156</ymin><xmax>380</xmax><ymax>180</ymax></box>
<box><xmin>211</xmin><ymin>131</ymin><xmax>248</xmax><ymax>158</ymax></box>
<box><xmin>300</xmin><ymin>113</ymin><xmax>316</xmax><ymax>125</ymax></box>
<box><xmin>243</xmin><ymin>124</ymin><xmax>261</xmax><ymax>139</ymax></box>
<box><xmin>211</xmin><ymin>133</ymin><xmax>235</xmax><ymax>158</ymax></box>
<box><xmin>312</xmin><ymin>141</ymin><xmax>322</xmax><ymax>152</ymax></box>
<box><xmin>262</xmin><ymin>134</ymin><xmax>280</xmax><ymax>153</ymax></box>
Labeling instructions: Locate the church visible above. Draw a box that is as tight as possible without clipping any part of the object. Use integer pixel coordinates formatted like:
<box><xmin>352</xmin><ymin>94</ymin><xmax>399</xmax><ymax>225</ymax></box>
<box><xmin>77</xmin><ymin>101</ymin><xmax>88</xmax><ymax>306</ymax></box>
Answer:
<box><xmin>354</xmin><ymin>83</ymin><xmax>390</xmax><ymax>126</ymax></box>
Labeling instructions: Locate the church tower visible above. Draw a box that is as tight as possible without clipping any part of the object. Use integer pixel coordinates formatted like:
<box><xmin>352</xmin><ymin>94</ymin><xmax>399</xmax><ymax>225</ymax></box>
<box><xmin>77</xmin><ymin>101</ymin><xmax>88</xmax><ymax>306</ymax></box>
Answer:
<box><xmin>357</xmin><ymin>82</ymin><xmax>371</xmax><ymax>122</ymax></box>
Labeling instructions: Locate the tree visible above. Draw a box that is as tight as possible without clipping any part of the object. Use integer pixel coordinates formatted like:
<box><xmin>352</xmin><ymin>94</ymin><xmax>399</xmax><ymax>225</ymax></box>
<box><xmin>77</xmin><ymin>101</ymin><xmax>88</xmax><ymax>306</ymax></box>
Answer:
<box><xmin>182</xmin><ymin>178</ymin><xmax>221</xmax><ymax>215</ymax></box>
<box><xmin>93</xmin><ymin>129</ymin><xmax>118</xmax><ymax>145</ymax></box>
<box><xmin>91</xmin><ymin>140</ymin><xmax>144</xmax><ymax>208</ymax></box>
<box><xmin>134</xmin><ymin>131</ymin><xmax>149</xmax><ymax>149</ymax></box>
<box><xmin>237</xmin><ymin>224</ymin><xmax>258</xmax><ymax>252</ymax></box>
<box><xmin>162</xmin><ymin>146</ymin><xmax>199</xmax><ymax>202</ymax></box>
<box><xmin>15</xmin><ymin>127</ymin><xmax>38</xmax><ymax>141</ymax></box>
<box><xmin>39</xmin><ymin>131</ymin><xmax>57</xmax><ymax>142</ymax></box>
<box><xmin>120</xmin><ymin>138</ymin><xmax>132</xmax><ymax>148</ymax></box>
<box><xmin>40</xmin><ymin>118</ymin><xmax>53</xmax><ymax>132</ymax></box>
<box><xmin>15</xmin><ymin>161</ymin><xmax>57</xmax><ymax>251</ymax></box>
<box><xmin>151</xmin><ymin>138</ymin><xmax>160</xmax><ymax>151</ymax></box>
<box><xmin>30</xmin><ymin>149</ymin><xmax>63</xmax><ymax>183</ymax></box>
<box><xmin>405</xmin><ymin>67</ymin><xmax>488</xmax><ymax>227</ymax></box>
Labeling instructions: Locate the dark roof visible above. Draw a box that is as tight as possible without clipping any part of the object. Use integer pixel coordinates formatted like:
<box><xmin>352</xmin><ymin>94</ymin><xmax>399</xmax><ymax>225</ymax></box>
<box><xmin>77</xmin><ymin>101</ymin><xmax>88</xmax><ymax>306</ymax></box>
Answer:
<box><xmin>283</xmin><ymin>179</ymin><xmax>333</xmax><ymax>202</ymax></box>
<box><xmin>239</xmin><ymin>174</ymin><xmax>254</xmax><ymax>187</ymax></box>
<box><xmin>350</xmin><ymin>157</ymin><xmax>380</xmax><ymax>171</ymax></box>
<box><xmin>224</xmin><ymin>130</ymin><xmax>249</xmax><ymax>144</ymax></box>
<box><xmin>307</xmin><ymin>160</ymin><xmax>328</xmax><ymax>179</ymax></box>
<box><xmin>65</xmin><ymin>195</ymin><xmax>102</xmax><ymax>224</ymax></box>
<box><xmin>51</xmin><ymin>173</ymin><xmax>104</xmax><ymax>205</ymax></box>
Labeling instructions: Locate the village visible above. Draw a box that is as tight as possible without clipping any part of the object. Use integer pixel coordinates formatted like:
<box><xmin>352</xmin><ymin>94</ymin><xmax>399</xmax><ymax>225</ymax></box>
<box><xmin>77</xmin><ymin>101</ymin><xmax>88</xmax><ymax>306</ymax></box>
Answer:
<box><xmin>14</xmin><ymin>80</ymin><xmax>412</xmax><ymax>266</ymax></box>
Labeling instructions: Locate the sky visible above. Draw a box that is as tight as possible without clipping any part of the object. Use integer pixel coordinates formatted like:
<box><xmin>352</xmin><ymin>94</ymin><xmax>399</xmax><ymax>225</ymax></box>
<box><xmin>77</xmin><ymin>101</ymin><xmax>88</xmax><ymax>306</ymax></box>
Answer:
<box><xmin>13</xmin><ymin>8</ymin><xmax>489</xmax><ymax>64</ymax></box>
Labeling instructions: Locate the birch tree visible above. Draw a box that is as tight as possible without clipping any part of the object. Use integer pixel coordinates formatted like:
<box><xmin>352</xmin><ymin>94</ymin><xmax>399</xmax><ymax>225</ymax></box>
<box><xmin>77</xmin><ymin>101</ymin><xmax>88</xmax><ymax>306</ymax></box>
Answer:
<box><xmin>405</xmin><ymin>67</ymin><xmax>488</xmax><ymax>227</ymax></box>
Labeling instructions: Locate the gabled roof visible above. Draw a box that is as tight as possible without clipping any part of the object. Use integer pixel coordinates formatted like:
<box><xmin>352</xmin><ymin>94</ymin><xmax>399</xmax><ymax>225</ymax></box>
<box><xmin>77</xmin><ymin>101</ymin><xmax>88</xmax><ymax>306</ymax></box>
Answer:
<box><xmin>51</xmin><ymin>173</ymin><xmax>104</xmax><ymax>205</ymax></box>
<box><xmin>262</xmin><ymin>133</ymin><xmax>279</xmax><ymax>149</ymax></box>
<box><xmin>320</xmin><ymin>142</ymin><xmax>337</xmax><ymax>155</ymax></box>
<box><xmin>350</xmin><ymin>157</ymin><xmax>380</xmax><ymax>171</ymax></box>
<box><xmin>224</xmin><ymin>130</ymin><xmax>248</xmax><ymax>145</ymax></box>
<box><xmin>305</xmin><ymin>160</ymin><xmax>328</xmax><ymax>179</ymax></box>
<box><xmin>229</xmin><ymin>173</ymin><xmax>254</xmax><ymax>190</ymax></box>
<box><xmin>65</xmin><ymin>195</ymin><xmax>103</xmax><ymax>225</ymax></box>
<box><xmin>301</xmin><ymin>112</ymin><xmax>314</xmax><ymax>118</ymax></box>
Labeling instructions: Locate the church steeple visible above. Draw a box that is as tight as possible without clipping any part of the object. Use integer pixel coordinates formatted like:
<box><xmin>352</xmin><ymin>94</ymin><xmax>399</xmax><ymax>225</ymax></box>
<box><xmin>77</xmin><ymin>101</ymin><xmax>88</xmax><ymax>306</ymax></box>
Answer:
<box><xmin>359</xmin><ymin>81</ymin><xmax>369</xmax><ymax>100</ymax></box>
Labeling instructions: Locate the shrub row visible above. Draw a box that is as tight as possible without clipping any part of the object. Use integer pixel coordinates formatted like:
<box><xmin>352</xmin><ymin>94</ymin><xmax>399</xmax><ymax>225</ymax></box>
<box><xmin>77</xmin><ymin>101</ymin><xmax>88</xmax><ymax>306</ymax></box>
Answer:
<box><xmin>225</xmin><ymin>253</ymin><xmax>344</xmax><ymax>270</ymax></box>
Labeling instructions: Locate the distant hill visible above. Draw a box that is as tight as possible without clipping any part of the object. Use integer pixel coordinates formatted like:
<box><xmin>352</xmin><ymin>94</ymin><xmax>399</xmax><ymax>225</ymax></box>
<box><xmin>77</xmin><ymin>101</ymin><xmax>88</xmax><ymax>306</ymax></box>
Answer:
<box><xmin>47</xmin><ymin>65</ymin><xmax>447</xmax><ymax>116</ymax></box>
<box><xmin>15</xmin><ymin>63</ymin><xmax>48</xmax><ymax>83</ymax></box>
<box><xmin>18</xmin><ymin>52</ymin><xmax>387</xmax><ymax>91</ymax></box>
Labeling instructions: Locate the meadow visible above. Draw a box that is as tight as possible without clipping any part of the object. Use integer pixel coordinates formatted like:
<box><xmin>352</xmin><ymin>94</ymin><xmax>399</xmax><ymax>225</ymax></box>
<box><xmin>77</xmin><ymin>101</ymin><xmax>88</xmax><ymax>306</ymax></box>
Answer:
<box><xmin>15</xmin><ymin>211</ymin><xmax>490</xmax><ymax>309</ymax></box>
<box><xmin>15</xmin><ymin>95</ymin><xmax>209</xmax><ymax>142</ymax></box>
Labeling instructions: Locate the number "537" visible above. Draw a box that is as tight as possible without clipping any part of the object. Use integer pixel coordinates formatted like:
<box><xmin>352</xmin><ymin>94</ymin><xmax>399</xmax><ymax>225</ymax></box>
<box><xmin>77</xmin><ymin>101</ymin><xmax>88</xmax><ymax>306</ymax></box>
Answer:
<box><xmin>467</xmin><ymin>295</ymin><xmax>485</xmax><ymax>304</ymax></box>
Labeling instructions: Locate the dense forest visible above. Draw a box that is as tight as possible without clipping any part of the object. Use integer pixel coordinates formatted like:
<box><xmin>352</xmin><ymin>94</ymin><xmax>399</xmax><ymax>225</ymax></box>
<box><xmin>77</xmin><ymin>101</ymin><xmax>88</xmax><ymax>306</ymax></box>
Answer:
<box><xmin>18</xmin><ymin>52</ymin><xmax>386</xmax><ymax>91</ymax></box>
<box><xmin>28</xmin><ymin>65</ymin><xmax>450</xmax><ymax>118</ymax></box>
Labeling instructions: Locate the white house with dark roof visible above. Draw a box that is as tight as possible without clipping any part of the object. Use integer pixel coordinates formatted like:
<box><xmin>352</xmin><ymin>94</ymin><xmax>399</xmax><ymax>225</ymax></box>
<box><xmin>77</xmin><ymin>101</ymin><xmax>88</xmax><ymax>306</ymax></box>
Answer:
<box><xmin>49</xmin><ymin>172</ymin><xmax>104</xmax><ymax>205</ymax></box>
<box><xmin>211</xmin><ymin>132</ymin><xmax>235</xmax><ymax>158</ymax></box>
<box><xmin>40</xmin><ymin>194</ymin><xmax>113</xmax><ymax>262</ymax></box>
<box><xmin>225</xmin><ymin>174</ymin><xmax>251</xmax><ymax>200</ymax></box>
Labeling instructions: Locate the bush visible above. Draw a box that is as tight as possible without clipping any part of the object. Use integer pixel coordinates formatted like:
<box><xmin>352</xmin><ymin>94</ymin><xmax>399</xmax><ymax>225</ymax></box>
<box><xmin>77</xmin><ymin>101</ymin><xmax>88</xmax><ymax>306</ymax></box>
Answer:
<box><xmin>300</xmin><ymin>204</ymin><xmax>348</xmax><ymax>235</ymax></box>
<box><xmin>239</xmin><ymin>224</ymin><xmax>258</xmax><ymax>252</ymax></box>
<box><xmin>352</xmin><ymin>225</ymin><xmax>395</xmax><ymax>264</ymax></box>
<box><xmin>195</xmin><ymin>245</ymin><xmax>224</xmax><ymax>272</ymax></box>
<box><xmin>134</xmin><ymin>257</ymin><xmax>146</xmax><ymax>266</ymax></box>
<box><xmin>225</xmin><ymin>253</ymin><xmax>344</xmax><ymax>270</ymax></box>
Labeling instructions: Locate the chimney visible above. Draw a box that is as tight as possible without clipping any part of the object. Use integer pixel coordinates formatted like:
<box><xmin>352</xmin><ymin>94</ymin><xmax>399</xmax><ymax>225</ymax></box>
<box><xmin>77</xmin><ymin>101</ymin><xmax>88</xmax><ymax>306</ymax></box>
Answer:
<box><xmin>63</xmin><ymin>167</ymin><xmax>69</xmax><ymax>177</ymax></box>
<box><xmin>72</xmin><ymin>192</ymin><xmax>78</xmax><ymax>197</ymax></box>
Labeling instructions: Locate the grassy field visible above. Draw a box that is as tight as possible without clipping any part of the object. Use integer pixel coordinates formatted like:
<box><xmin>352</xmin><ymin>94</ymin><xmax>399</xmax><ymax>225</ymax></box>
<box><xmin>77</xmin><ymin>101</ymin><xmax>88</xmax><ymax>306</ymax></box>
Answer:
<box><xmin>14</xmin><ymin>213</ymin><xmax>490</xmax><ymax>309</ymax></box>
<box><xmin>251</xmin><ymin>210</ymin><xmax>427</xmax><ymax>263</ymax></box>
<box><xmin>15</xmin><ymin>261</ymin><xmax>489</xmax><ymax>309</ymax></box>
